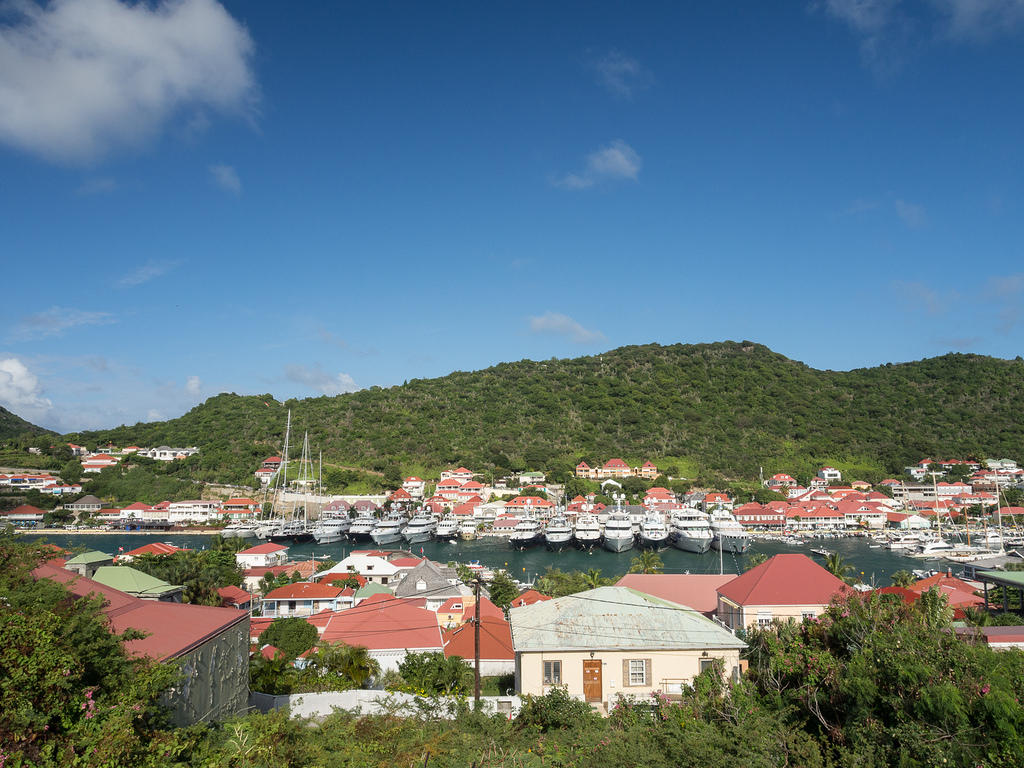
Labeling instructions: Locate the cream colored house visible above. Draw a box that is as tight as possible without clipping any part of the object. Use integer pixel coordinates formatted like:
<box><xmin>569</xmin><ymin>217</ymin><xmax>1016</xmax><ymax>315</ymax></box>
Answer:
<box><xmin>509</xmin><ymin>586</ymin><xmax>745</xmax><ymax>711</ymax></box>
<box><xmin>715</xmin><ymin>554</ymin><xmax>849</xmax><ymax>631</ymax></box>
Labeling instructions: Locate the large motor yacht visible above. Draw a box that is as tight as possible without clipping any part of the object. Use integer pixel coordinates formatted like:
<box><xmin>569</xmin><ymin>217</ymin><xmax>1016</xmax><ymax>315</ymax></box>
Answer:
<box><xmin>669</xmin><ymin>508</ymin><xmax>713</xmax><ymax>554</ymax></box>
<box><xmin>602</xmin><ymin>514</ymin><xmax>635</xmax><ymax>553</ymax></box>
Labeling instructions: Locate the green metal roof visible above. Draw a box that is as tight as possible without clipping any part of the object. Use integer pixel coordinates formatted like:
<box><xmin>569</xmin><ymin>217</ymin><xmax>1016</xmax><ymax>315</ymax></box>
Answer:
<box><xmin>91</xmin><ymin>566</ymin><xmax>181</xmax><ymax>596</ymax></box>
<box><xmin>65</xmin><ymin>550</ymin><xmax>112</xmax><ymax>565</ymax></box>
<box><xmin>509</xmin><ymin>586</ymin><xmax>746</xmax><ymax>652</ymax></box>
<box><xmin>354</xmin><ymin>582</ymin><xmax>393</xmax><ymax>598</ymax></box>
<box><xmin>977</xmin><ymin>570</ymin><xmax>1024</xmax><ymax>588</ymax></box>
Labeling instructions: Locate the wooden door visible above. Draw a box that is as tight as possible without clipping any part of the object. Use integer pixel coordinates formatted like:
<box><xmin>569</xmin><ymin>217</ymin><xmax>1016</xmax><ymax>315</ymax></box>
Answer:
<box><xmin>582</xmin><ymin>660</ymin><xmax>602</xmax><ymax>702</ymax></box>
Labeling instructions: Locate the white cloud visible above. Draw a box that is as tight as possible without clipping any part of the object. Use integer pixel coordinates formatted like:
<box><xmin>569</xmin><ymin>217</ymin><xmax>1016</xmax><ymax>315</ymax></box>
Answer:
<box><xmin>185</xmin><ymin>375</ymin><xmax>202</xmax><ymax>396</ymax></box>
<box><xmin>118</xmin><ymin>259</ymin><xmax>179</xmax><ymax>287</ymax></box>
<box><xmin>932</xmin><ymin>0</ymin><xmax>1024</xmax><ymax>39</ymax></box>
<box><xmin>894</xmin><ymin>198</ymin><xmax>927</xmax><ymax>228</ymax></box>
<box><xmin>590</xmin><ymin>50</ymin><xmax>649</xmax><ymax>98</ymax></box>
<box><xmin>893</xmin><ymin>281</ymin><xmax>948</xmax><ymax>314</ymax></box>
<box><xmin>8</xmin><ymin>306</ymin><xmax>115</xmax><ymax>342</ymax></box>
<box><xmin>0</xmin><ymin>358</ymin><xmax>52</xmax><ymax>419</ymax></box>
<box><xmin>528</xmin><ymin>312</ymin><xmax>606</xmax><ymax>344</ymax></box>
<box><xmin>285</xmin><ymin>364</ymin><xmax>359</xmax><ymax>396</ymax></box>
<box><xmin>824</xmin><ymin>0</ymin><xmax>898</xmax><ymax>32</ymax></box>
<box><xmin>209</xmin><ymin>163</ymin><xmax>241</xmax><ymax>193</ymax></box>
<box><xmin>554</xmin><ymin>140</ymin><xmax>642</xmax><ymax>190</ymax></box>
<box><xmin>0</xmin><ymin>0</ymin><xmax>256</xmax><ymax>163</ymax></box>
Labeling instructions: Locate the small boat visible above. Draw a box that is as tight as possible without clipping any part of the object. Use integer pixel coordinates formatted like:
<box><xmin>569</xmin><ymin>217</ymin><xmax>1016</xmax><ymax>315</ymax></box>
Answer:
<box><xmin>221</xmin><ymin>520</ymin><xmax>258</xmax><ymax>539</ymax></box>
<box><xmin>544</xmin><ymin>516</ymin><xmax>574</xmax><ymax>551</ymax></box>
<box><xmin>810</xmin><ymin>548</ymin><xmax>831</xmax><ymax>558</ymax></box>
<box><xmin>602</xmin><ymin>514</ymin><xmax>635</xmax><ymax>553</ymax></box>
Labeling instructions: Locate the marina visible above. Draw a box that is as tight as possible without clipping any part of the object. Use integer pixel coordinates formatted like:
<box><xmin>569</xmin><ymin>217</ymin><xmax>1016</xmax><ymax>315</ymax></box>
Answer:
<box><xmin>28</xmin><ymin>529</ymin><xmax>944</xmax><ymax>586</ymax></box>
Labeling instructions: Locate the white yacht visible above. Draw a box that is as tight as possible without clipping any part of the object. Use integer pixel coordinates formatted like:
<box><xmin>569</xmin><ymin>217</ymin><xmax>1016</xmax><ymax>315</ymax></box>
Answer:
<box><xmin>348</xmin><ymin>511</ymin><xmax>378</xmax><ymax>542</ymax></box>
<box><xmin>669</xmin><ymin>508</ymin><xmax>713</xmax><ymax>554</ymax></box>
<box><xmin>370</xmin><ymin>514</ymin><xmax>408</xmax><ymax>546</ymax></box>
<box><xmin>402</xmin><ymin>513</ymin><xmax>437</xmax><ymax>545</ymax></box>
<box><xmin>510</xmin><ymin>517</ymin><xmax>544</xmax><ymax>549</ymax></box>
<box><xmin>269</xmin><ymin>517</ymin><xmax>314</xmax><ymax>544</ymax></box>
<box><xmin>221</xmin><ymin>520</ymin><xmax>257</xmax><ymax>539</ymax></box>
<box><xmin>602</xmin><ymin>514</ymin><xmax>635</xmax><ymax>553</ymax></box>
<box><xmin>574</xmin><ymin>514</ymin><xmax>601</xmax><ymax>549</ymax></box>
<box><xmin>639</xmin><ymin>514</ymin><xmax>670</xmax><ymax>549</ymax></box>
<box><xmin>709</xmin><ymin>509</ymin><xmax>750</xmax><ymax>554</ymax></box>
<box><xmin>544</xmin><ymin>516</ymin><xmax>574</xmax><ymax>551</ymax></box>
<box><xmin>458</xmin><ymin>518</ymin><xmax>479</xmax><ymax>540</ymax></box>
<box><xmin>312</xmin><ymin>514</ymin><xmax>350</xmax><ymax>545</ymax></box>
<box><xmin>436</xmin><ymin>515</ymin><xmax>459</xmax><ymax>539</ymax></box>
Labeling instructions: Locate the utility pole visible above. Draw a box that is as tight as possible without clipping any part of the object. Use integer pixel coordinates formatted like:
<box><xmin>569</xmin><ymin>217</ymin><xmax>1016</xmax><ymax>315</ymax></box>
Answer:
<box><xmin>474</xmin><ymin>578</ymin><xmax>481</xmax><ymax>706</ymax></box>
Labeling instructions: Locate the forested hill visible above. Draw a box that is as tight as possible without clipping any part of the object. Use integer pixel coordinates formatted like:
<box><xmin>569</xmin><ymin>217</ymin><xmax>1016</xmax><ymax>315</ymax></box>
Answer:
<box><xmin>0</xmin><ymin>405</ymin><xmax>52</xmax><ymax>440</ymax></box>
<box><xmin>66</xmin><ymin>342</ymin><xmax>1024</xmax><ymax>483</ymax></box>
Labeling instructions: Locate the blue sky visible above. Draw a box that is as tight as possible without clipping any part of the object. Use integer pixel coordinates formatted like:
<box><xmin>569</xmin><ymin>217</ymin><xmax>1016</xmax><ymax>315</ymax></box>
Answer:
<box><xmin>2</xmin><ymin>0</ymin><xmax>1024</xmax><ymax>431</ymax></box>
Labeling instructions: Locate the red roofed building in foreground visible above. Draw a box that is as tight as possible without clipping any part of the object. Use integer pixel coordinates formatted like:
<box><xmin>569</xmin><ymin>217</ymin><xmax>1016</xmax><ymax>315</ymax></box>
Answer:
<box><xmin>311</xmin><ymin>596</ymin><xmax>443</xmax><ymax>671</ymax></box>
<box><xmin>33</xmin><ymin>563</ymin><xmax>249</xmax><ymax>726</ymax></box>
<box><xmin>716</xmin><ymin>554</ymin><xmax>849</xmax><ymax>630</ymax></box>
<box><xmin>443</xmin><ymin>616</ymin><xmax>515</xmax><ymax>675</ymax></box>
<box><xmin>616</xmin><ymin>574</ymin><xmax>737</xmax><ymax>617</ymax></box>
<box><xmin>262</xmin><ymin>582</ymin><xmax>345</xmax><ymax>617</ymax></box>
<box><xmin>509</xmin><ymin>589</ymin><xmax>551</xmax><ymax>609</ymax></box>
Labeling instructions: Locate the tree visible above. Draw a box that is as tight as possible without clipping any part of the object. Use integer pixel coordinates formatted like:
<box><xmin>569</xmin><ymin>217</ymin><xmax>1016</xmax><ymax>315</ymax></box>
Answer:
<box><xmin>824</xmin><ymin>552</ymin><xmax>856</xmax><ymax>584</ymax></box>
<box><xmin>296</xmin><ymin>643</ymin><xmax>379</xmax><ymax>692</ymax></box>
<box><xmin>258</xmin><ymin>618</ymin><xmax>318</xmax><ymax>661</ymax></box>
<box><xmin>582</xmin><ymin>568</ymin><xmax>611</xmax><ymax>589</ymax></box>
<box><xmin>746</xmin><ymin>552</ymin><xmax>769</xmax><ymax>569</ymax></box>
<box><xmin>0</xmin><ymin>531</ymin><xmax>177</xmax><ymax>765</ymax></box>
<box><xmin>628</xmin><ymin>551</ymin><xmax>664</xmax><ymax>574</ymax></box>
<box><xmin>397</xmin><ymin>651</ymin><xmax>473</xmax><ymax>696</ymax></box>
<box><xmin>61</xmin><ymin>459</ymin><xmax>83</xmax><ymax>484</ymax></box>
<box><xmin>890</xmin><ymin>570</ymin><xmax>916</xmax><ymax>587</ymax></box>
<box><xmin>487</xmin><ymin>570</ymin><xmax>520</xmax><ymax>611</ymax></box>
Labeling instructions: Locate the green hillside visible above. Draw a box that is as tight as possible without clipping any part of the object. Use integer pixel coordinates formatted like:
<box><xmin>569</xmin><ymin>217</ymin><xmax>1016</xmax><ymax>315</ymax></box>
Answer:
<box><xmin>0</xmin><ymin>405</ymin><xmax>52</xmax><ymax>440</ymax></box>
<box><xmin>66</xmin><ymin>342</ymin><xmax>1024</xmax><ymax>485</ymax></box>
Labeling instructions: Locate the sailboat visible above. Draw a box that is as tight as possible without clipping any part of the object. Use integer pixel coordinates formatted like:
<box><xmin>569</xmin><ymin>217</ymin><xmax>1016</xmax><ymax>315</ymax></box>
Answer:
<box><xmin>269</xmin><ymin>431</ymin><xmax>317</xmax><ymax>543</ymax></box>
<box><xmin>255</xmin><ymin>411</ymin><xmax>292</xmax><ymax>539</ymax></box>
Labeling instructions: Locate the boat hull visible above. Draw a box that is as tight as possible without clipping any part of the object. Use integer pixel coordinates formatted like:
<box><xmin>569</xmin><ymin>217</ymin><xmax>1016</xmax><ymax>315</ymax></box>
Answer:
<box><xmin>639</xmin><ymin>533</ymin><xmax>669</xmax><ymax>550</ymax></box>
<box><xmin>510</xmin><ymin>533</ymin><xmax>544</xmax><ymax>549</ymax></box>
<box><xmin>545</xmin><ymin>534</ymin><xmax>573</xmax><ymax>551</ymax></box>
<box><xmin>403</xmin><ymin>531</ymin><xmax>435</xmax><ymax>545</ymax></box>
<box><xmin>602</xmin><ymin>535</ymin><xmax>635</xmax><ymax>553</ymax></box>
<box><xmin>371</xmin><ymin>531</ymin><xmax>405</xmax><ymax>546</ymax></box>
<box><xmin>670</xmin><ymin>531</ymin><xmax>712</xmax><ymax>553</ymax></box>
<box><xmin>712</xmin><ymin>533</ymin><xmax>750</xmax><ymax>554</ymax></box>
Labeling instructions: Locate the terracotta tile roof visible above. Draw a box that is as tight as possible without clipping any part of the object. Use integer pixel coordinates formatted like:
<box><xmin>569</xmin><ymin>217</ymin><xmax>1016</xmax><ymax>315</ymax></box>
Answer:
<box><xmin>315</xmin><ymin>596</ymin><xmax>443</xmax><ymax>650</ymax></box>
<box><xmin>717</xmin><ymin>554</ymin><xmax>849</xmax><ymax>606</ymax></box>
<box><xmin>509</xmin><ymin>589</ymin><xmax>551</xmax><ymax>608</ymax></box>
<box><xmin>218</xmin><ymin>586</ymin><xmax>251</xmax><ymax>606</ymax></box>
<box><xmin>120</xmin><ymin>542</ymin><xmax>185</xmax><ymax>558</ymax></box>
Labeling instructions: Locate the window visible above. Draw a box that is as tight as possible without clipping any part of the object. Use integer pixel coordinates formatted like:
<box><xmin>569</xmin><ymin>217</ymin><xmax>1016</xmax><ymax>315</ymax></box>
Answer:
<box><xmin>801</xmin><ymin>610</ymin><xmax>816</xmax><ymax>621</ymax></box>
<box><xmin>699</xmin><ymin>658</ymin><xmax>716</xmax><ymax>675</ymax></box>
<box><xmin>543</xmin><ymin>660</ymin><xmax>561</xmax><ymax>685</ymax></box>
<box><xmin>628</xmin><ymin>659</ymin><xmax>647</xmax><ymax>686</ymax></box>
<box><xmin>757</xmin><ymin>611</ymin><xmax>773</xmax><ymax>627</ymax></box>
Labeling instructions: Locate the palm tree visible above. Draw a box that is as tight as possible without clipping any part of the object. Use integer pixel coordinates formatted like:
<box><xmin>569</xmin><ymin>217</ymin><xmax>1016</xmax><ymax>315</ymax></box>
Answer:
<box><xmin>746</xmin><ymin>553</ymin><xmax>769</xmax><ymax>569</ymax></box>
<box><xmin>825</xmin><ymin>552</ymin><xmax>856</xmax><ymax>585</ymax></box>
<box><xmin>628</xmin><ymin>551</ymin><xmax>664</xmax><ymax>574</ymax></box>
<box><xmin>890</xmin><ymin>570</ymin><xmax>916</xmax><ymax>588</ymax></box>
<box><xmin>582</xmin><ymin>568</ymin><xmax>608</xmax><ymax>589</ymax></box>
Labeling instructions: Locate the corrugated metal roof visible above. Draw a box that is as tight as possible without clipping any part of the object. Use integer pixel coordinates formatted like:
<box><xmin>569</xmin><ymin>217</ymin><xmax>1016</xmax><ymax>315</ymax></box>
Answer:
<box><xmin>509</xmin><ymin>586</ymin><xmax>745</xmax><ymax>652</ymax></box>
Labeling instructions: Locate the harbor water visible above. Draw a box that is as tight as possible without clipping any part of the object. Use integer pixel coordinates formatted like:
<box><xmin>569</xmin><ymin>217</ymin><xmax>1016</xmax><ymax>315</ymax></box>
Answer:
<box><xmin>27</xmin><ymin>531</ymin><xmax>940</xmax><ymax>587</ymax></box>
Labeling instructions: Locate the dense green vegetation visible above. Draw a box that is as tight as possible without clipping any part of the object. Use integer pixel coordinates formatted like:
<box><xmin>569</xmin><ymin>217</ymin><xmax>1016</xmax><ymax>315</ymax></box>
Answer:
<box><xmin>0</xmin><ymin>405</ymin><xmax>51</xmax><ymax>440</ymax></box>
<box><xmin>124</xmin><ymin>536</ymin><xmax>245</xmax><ymax>605</ymax></box>
<box><xmin>54</xmin><ymin>342</ymin><xmax>1024</xmax><ymax>485</ymax></box>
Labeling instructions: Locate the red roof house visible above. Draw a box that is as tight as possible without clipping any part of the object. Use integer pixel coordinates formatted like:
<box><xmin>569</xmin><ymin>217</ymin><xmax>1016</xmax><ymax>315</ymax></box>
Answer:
<box><xmin>716</xmin><ymin>554</ymin><xmax>849</xmax><ymax>630</ymax></box>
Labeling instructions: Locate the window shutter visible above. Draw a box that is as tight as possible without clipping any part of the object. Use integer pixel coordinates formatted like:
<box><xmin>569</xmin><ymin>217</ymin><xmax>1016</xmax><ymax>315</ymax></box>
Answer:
<box><xmin>622</xmin><ymin>659</ymin><xmax>630</xmax><ymax>686</ymax></box>
<box><xmin>645</xmin><ymin>658</ymin><xmax>652</xmax><ymax>686</ymax></box>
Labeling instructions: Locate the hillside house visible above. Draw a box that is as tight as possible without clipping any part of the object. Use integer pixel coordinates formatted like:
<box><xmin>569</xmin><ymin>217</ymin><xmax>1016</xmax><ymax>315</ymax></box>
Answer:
<box><xmin>236</xmin><ymin>543</ymin><xmax>289</xmax><ymax>568</ymax></box>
